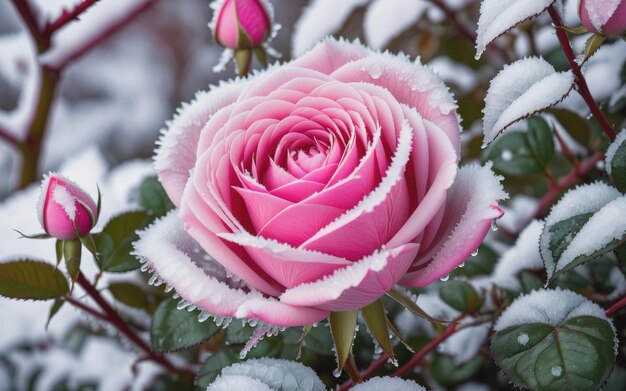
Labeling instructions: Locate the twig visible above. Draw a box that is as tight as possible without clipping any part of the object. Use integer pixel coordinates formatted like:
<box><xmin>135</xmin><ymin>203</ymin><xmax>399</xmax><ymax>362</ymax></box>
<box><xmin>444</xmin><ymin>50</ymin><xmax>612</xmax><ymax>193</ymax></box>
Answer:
<box><xmin>606</xmin><ymin>296</ymin><xmax>626</xmax><ymax>317</ymax></box>
<box><xmin>10</xmin><ymin>0</ymin><xmax>48</xmax><ymax>49</ymax></box>
<box><xmin>51</xmin><ymin>0</ymin><xmax>157</xmax><ymax>72</ymax></box>
<box><xmin>44</xmin><ymin>0</ymin><xmax>100</xmax><ymax>36</ymax></box>
<box><xmin>76</xmin><ymin>272</ymin><xmax>189</xmax><ymax>376</ymax></box>
<box><xmin>62</xmin><ymin>295</ymin><xmax>108</xmax><ymax>322</ymax></box>
<box><xmin>548</xmin><ymin>6</ymin><xmax>616</xmax><ymax>141</ymax></box>
<box><xmin>0</xmin><ymin>127</ymin><xmax>20</xmax><ymax>148</ymax></box>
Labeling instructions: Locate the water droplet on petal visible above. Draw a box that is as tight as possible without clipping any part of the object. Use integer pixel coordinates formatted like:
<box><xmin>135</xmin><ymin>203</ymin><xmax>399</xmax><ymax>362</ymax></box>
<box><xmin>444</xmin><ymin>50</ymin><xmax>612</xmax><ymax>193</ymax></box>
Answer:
<box><xmin>491</xmin><ymin>220</ymin><xmax>498</xmax><ymax>232</ymax></box>
<box><xmin>471</xmin><ymin>249</ymin><xmax>479</xmax><ymax>257</ymax></box>
<box><xmin>332</xmin><ymin>368</ymin><xmax>342</xmax><ymax>378</ymax></box>
<box><xmin>440</xmin><ymin>274</ymin><xmax>450</xmax><ymax>282</ymax></box>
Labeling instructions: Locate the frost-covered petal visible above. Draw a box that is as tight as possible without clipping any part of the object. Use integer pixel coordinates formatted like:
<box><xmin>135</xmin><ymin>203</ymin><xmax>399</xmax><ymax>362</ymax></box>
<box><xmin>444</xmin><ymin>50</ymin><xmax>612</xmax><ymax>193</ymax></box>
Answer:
<box><xmin>133</xmin><ymin>212</ymin><xmax>328</xmax><ymax>327</ymax></box>
<box><xmin>401</xmin><ymin>163</ymin><xmax>507</xmax><ymax>287</ymax></box>
<box><xmin>476</xmin><ymin>0</ymin><xmax>556</xmax><ymax>58</ymax></box>
<box><xmin>482</xmin><ymin>57</ymin><xmax>574</xmax><ymax>146</ymax></box>
<box><xmin>155</xmin><ymin>81</ymin><xmax>248</xmax><ymax>206</ymax></box>
<box><xmin>279</xmin><ymin>243</ymin><xmax>420</xmax><ymax>311</ymax></box>
<box><xmin>351</xmin><ymin>377</ymin><xmax>426</xmax><ymax>391</ymax></box>
<box><xmin>210</xmin><ymin>358</ymin><xmax>326</xmax><ymax>391</ymax></box>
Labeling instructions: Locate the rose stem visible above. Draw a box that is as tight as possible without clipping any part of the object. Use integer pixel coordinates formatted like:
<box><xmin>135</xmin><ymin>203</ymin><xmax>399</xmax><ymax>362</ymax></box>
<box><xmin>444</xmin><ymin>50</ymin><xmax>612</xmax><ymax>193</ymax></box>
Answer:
<box><xmin>44</xmin><ymin>0</ymin><xmax>100</xmax><ymax>36</ymax></box>
<box><xmin>338</xmin><ymin>323</ymin><xmax>459</xmax><ymax>390</ymax></box>
<box><xmin>344</xmin><ymin>353</ymin><xmax>363</xmax><ymax>385</ymax></box>
<box><xmin>75</xmin><ymin>272</ymin><xmax>191</xmax><ymax>377</ymax></box>
<box><xmin>9</xmin><ymin>0</ymin><xmax>155</xmax><ymax>189</ymax></box>
<box><xmin>548</xmin><ymin>6</ymin><xmax>616</xmax><ymax>141</ymax></box>
<box><xmin>606</xmin><ymin>296</ymin><xmax>626</xmax><ymax>317</ymax></box>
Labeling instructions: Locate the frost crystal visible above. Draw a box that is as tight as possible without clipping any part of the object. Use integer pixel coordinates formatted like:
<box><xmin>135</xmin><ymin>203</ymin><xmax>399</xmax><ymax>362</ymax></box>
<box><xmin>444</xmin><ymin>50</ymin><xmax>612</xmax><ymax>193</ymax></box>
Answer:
<box><xmin>351</xmin><ymin>376</ymin><xmax>426</xmax><ymax>390</ymax></box>
<box><xmin>517</xmin><ymin>333</ymin><xmax>529</xmax><ymax>346</ymax></box>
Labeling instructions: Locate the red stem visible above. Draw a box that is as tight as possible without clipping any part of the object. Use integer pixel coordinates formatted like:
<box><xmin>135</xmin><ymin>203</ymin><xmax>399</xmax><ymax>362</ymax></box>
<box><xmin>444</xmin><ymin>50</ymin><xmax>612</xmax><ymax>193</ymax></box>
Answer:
<box><xmin>76</xmin><ymin>272</ymin><xmax>185</xmax><ymax>375</ymax></box>
<box><xmin>10</xmin><ymin>0</ymin><xmax>48</xmax><ymax>50</ymax></box>
<box><xmin>63</xmin><ymin>295</ymin><xmax>108</xmax><ymax>322</ymax></box>
<box><xmin>44</xmin><ymin>0</ymin><xmax>100</xmax><ymax>36</ymax></box>
<box><xmin>548</xmin><ymin>6</ymin><xmax>616</xmax><ymax>141</ymax></box>
<box><xmin>0</xmin><ymin>127</ymin><xmax>20</xmax><ymax>148</ymax></box>
<box><xmin>606</xmin><ymin>296</ymin><xmax>626</xmax><ymax>317</ymax></box>
<box><xmin>51</xmin><ymin>0</ymin><xmax>156</xmax><ymax>72</ymax></box>
<box><xmin>531</xmin><ymin>152</ymin><xmax>603</xmax><ymax>220</ymax></box>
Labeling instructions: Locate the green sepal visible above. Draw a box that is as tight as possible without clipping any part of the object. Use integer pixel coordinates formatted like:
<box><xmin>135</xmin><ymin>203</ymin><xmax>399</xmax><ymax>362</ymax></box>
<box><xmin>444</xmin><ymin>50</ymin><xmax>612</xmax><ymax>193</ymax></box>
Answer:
<box><xmin>386</xmin><ymin>316</ymin><xmax>414</xmax><ymax>353</ymax></box>
<box><xmin>362</xmin><ymin>300</ymin><xmax>395</xmax><ymax>361</ymax></box>
<box><xmin>582</xmin><ymin>33</ymin><xmax>607</xmax><ymax>63</ymax></box>
<box><xmin>329</xmin><ymin>309</ymin><xmax>358</xmax><ymax>372</ymax></box>
<box><xmin>234</xmin><ymin>49</ymin><xmax>252</xmax><ymax>77</ymax></box>
<box><xmin>13</xmin><ymin>230</ymin><xmax>51</xmax><ymax>240</ymax></box>
<box><xmin>62</xmin><ymin>239</ymin><xmax>81</xmax><ymax>290</ymax></box>
<box><xmin>296</xmin><ymin>324</ymin><xmax>313</xmax><ymax>360</ymax></box>
<box><xmin>55</xmin><ymin>240</ymin><xmax>63</xmax><ymax>268</ymax></box>
<box><xmin>253</xmin><ymin>47</ymin><xmax>268</xmax><ymax>67</ymax></box>
<box><xmin>387</xmin><ymin>288</ymin><xmax>448</xmax><ymax>323</ymax></box>
<box><xmin>561</xmin><ymin>25</ymin><xmax>589</xmax><ymax>34</ymax></box>
<box><xmin>79</xmin><ymin>234</ymin><xmax>99</xmax><ymax>261</ymax></box>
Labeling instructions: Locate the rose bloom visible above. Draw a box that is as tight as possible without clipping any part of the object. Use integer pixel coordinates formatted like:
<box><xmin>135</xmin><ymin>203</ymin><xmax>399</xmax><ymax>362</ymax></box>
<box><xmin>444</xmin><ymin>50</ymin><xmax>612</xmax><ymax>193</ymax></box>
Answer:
<box><xmin>135</xmin><ymin>39</ymin><xmax>507</xmax><ymax>327</ymax></box>
<box><xmin>580</xmin><ymin>0</ymin><xmax>626</xmax><ymax>35</ymax></box>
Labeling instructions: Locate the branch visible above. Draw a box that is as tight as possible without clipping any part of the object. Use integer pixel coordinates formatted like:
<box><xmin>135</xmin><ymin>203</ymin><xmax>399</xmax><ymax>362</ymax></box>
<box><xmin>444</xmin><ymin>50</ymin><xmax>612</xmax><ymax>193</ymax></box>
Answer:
<box><xmin>606</xmin><ymin>295</ymin><xmax>626</xmax><ymax>317</ymax></box>
<box><xmin>51</xmin><ymin>0</ymin><xmax>156</xmax><ymax>72</ymax></box>
<box><xmin>0</xmin><ymin>126</ymin><xmax>20</xmax><ymax>148</ymax></box>
<box><xmin>44</xmin><ymin>0</ymin><xmax>100</xmax><ymax>36</ymax></box>
<box><xmin>548</xmin><ymin>6</ymin><xmax>616</xmax><ymax>141</ymax></box>
<box><xmin>10</xmin><ymin>0</ymin><xmax>48</xmax><ymax>50</ymax></box>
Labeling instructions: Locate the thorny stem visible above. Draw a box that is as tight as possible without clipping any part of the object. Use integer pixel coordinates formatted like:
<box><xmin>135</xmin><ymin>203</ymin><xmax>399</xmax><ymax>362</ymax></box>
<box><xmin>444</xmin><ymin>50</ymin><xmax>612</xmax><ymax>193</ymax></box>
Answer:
<box><xmin>75</xmin><ymin>272</ymin><xmax>191</xmax><ymax>377</ymax></box>
<box><xmin>429</xmin><ymin>0</ymin><xmax>512</xmax><ymax>63</ymax></box>
<box><xmin>606</xmin><ymin>296</ymin><xmax>626</xmax><ymax>317</ymax></box>
<box><xmin>44</xmin><ymin>0</ymin><xmax>100</xmax><ymax>35</ymax></box>
<box><xmin>63</xmin><ymin>294</ymin><xmax>108</xmax><ymax>322</ymax></box>
<box><xmin>344</xmin><ymin>353</ymin><xmax>363</xmax><ymax>385</ymax></box>
<box><xmin>9</xmin><ymin>0</ymin><xmax>155</xmax><ymax>189</ymax></box>
<box><xmin>548</xmin><ymin>6</ymin><xmax>616</xmax><ymax>141</ymax></box>
<box><xmin>391</xmin><ymin>323</ymin><xmax>459</xmax><ymax>378</ymax></box>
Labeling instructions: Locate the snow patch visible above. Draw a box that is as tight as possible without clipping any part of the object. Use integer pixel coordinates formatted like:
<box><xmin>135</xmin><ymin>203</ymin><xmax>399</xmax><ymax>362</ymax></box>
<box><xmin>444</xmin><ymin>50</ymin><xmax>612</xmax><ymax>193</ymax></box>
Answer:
<box><xmin>364</xmin><ymin>0</ymin><xmax>428</xmax><ymax>50</ymax></box>
<box><xmin>351</xmin><ymin>376</ymin><xmax>426</xmax><ymax>391</ymax></box>
<box><xmin>606</xmin><ymin>129</ymin><xmax>626</xmax><ymax>176</ymax></box>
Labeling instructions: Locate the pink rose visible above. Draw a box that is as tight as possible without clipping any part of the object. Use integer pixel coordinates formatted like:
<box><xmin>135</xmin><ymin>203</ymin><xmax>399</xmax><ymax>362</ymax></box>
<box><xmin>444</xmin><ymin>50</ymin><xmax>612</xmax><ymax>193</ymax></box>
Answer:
<box><xmin>210</xmin><ymin>0</ymin><xmax>272</xmax><ymax>49</ymax></box>
<box><xmin>37</xmin><ymin>173</ymin><xmax>98</xmax><ymax>240</ymax></box>
<box><xmin>580</xmin><ymin>0</ymin><xmax>626</xmax><ymax>35</ymax></box>
<box><xmin>136</xmin><ymin>38</ymin><xmax>506</xmax><ymax>327</ymax></box>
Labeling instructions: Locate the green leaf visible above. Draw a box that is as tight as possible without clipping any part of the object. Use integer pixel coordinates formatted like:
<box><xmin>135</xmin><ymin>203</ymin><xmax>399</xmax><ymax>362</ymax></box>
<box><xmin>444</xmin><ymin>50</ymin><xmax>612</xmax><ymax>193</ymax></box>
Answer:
<box><xmin>14</xmin><ymin>230</ymin><xmax>51</xmax><ymax>240</ymax></box>
<box><xmin>451</xmin><ymin>244</ymin><xmax>498</xmax><ymax>277</ymax></box>
<box><xmin>550</xmin><ymin>108</ymin><xmax>592</xmax><ymax>149</ymax></box>
<box><xmin>94</xmin><ymin>211</ymin><xmax>151</xmax><ymax>272</ymax></box>
<box><xmin>431</xmin><ymin>354</ymin><xmax>485</xmax><ymax>386</ymax></box>
<box><xmin>151</xmin><ymin>297</ymin><xmax>220</xmax><ymax>352</ymax></box>
<box><xmin>361</xmin><ymin>300</ymin><xmax>395</xmax><ymax>361</ymax></box>
<box><xmin>225</xmin><ymin>320</ymin><xmax>254</xmax><ymax>344</ymax></box>
<box><xmin>387</xmin><ymin>288</ymin><xmax>447</xmax><ymax>323</ymax></box>
<box><xmin>582</xmin><ymin>34</ymin><xmax>607</xmax><ymax>63</ymax></box>
<box><xmin>519</xmin><ymin>271</ymin><xmax>544</xmax><ymax>293</ymax></box>
<box><xmin>55</xmin><ymin>240</ymin><xmax>63</xmax><ymax>267</ymax></box>
<box><xmin>62</xmin><ymin>239</ymin><xmax>82</xmax><ymax>289</ymax></box>
<box><xmin>485</xmin><ymin>132</ymin><xmax>543</xmax><ymax>175</ymax></box>
<box><xmin>329</xmin><ymin>309</ymin><xmax>358</xmax><ymax>371</ymax></box>
<box><xmin>302</xmin><ymin>324</ymin><xmax>334</xmax><ymax>356</ymax></box>
<box><xmin>195</xmin><ymin>348</ymin><xmax>240</xmax><ymax>389</ymax></box>
<box><xmin>0</xmin><ymin>260</ymin><xmax>69</xmax><ymax>300</ymax></box>
<box><xmin>526</xmin><ymin>116</ymin><xmax>555</xmax><ymax>168</ymax></box>
<box><xmin>438</xmin><ymin>280</ymin><xmax>481</xmax><ymax>313</ymax></box>
<box><xmin>492</xmin><ymin>316</ymin><xmax>616</xmax><ymax>391</ymax></box>
<box><xmin>109</xmin><ymin>282</ymin><xmax>148</xmax><ymax>309</ymax></box>
<box><xmin>45</xmin><ymin>299</ymin><xmax>65</xmax><ymax>330</ymax></box>
<box><xmin>138</xmin><ymin>177</ymin><xmax>174</xmax><ymax>218</ymax></box>
<box><xmin>608</xmin><ymin>133</ymin><xmax>626</xmax><ymax>193</ymax></box>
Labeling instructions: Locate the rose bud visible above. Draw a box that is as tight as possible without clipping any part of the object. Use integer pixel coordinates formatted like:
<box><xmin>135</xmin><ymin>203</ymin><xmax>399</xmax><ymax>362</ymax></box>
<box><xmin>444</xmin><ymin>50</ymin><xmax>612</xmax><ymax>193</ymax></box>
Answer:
<box><xmin>36</xmin><ymin>173</ymin><xmax>98</xmax><ymax>240</ymax></box>
<box><xmin>211</xmin><ymin>0</ymin><xmax>272</xmax><ymax>49</ymax></box>
<box><xmin>580</xmin><ymin>0</ymin><xmax>626</xmax><ymax>35</ymax></box>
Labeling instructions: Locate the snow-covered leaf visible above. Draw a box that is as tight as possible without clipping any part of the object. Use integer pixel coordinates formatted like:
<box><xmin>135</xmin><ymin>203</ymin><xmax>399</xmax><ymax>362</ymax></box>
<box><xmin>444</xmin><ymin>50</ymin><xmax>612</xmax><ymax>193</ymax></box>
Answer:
<box><xmin>364</xmin><ymin>0</ymin><xmax>428</xmax><ymax>50</ymax></box>
<box><xmin>476</xmin><ymin>0</ymin><xmax>556</xmax><ymax>59</ymax></box>
<box><xmin>351</xmin><ymin>376</ymin><xmax>426</xmax><ymax>390</ymax></box>
<box><xmin>482</xmin><ymin>57</ymin><xmax>574</xmax><ymax>146</ymax></box>
<box><xmin>492</xmin><ymin>289</ymin><xmax>616</xmax><ymax>391</ymax></box>
<box><xmin>291</xmin><ymin>0</ymin><xmax>369</xmax><ymax>57</ymax></box>
<box><xmin>207</xmin><ymin>358</ymin><xmax>326</xmax><ymax>391</ymax></box>
<box><xmin>540</xmin><ymin>182</ymin><xmax>626</xmax><ymax>282</ymax></box>
<box><xmin>150</xmin><ymin>297</ymin><xmax>220</xmax><ymax>353</ymax></box>
<box><xmin>606</xmin><ymin>129</ymin><xmax>626</xmax><ymax>192</ymax></box>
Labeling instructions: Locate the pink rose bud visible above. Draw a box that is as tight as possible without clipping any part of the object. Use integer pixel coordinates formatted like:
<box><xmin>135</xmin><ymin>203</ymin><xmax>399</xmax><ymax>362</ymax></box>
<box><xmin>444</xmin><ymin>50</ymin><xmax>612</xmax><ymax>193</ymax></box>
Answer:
<box><xmin>36</xmin><ymin>173</ymin><xmax>98</xmax><ymax>240</ymax></box>
<box><xmin>211</xmin><ymin>0</ymin><xmax>272</xmax><ymax>49</ymax></box>
<box><xmin>580</xmin><ymin>0</ymin><xmax>626</xmax><ymax>35</ymax></box>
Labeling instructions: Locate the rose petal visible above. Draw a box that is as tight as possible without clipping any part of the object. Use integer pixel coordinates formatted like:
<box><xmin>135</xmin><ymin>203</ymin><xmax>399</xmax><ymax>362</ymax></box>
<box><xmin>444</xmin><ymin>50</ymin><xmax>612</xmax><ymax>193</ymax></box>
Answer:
<box><xmin>280</xmin><ymin>243</ymin><xmax>420</xmax><ymax>311</ymax></box>
<box><xmin>134</xmin><ymin>212</ymin><xmax>327</xmax><ymax>326</ymax></box>
<box><xmin>400</xmin><ymin>163</ymin><xmax>507</xmax><ymax>287</ymax></box>
<box><xmin>155</xmin><ymin>82</ymin><xmax>247</xmax><ymax>206</ymax></box>
<box><xmin>290</xmin><ymin>37</ymin><xmax>371</xmax><ymax>75</ymax></box>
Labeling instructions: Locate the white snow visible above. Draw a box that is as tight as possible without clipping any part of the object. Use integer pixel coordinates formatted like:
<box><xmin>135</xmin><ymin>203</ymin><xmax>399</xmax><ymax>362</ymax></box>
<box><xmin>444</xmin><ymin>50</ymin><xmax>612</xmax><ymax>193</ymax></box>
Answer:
<box><xmin>291</xmin><ymin>0</ymin><xmax>370</xmax><ymax>57</ymax></box>
<box><xmin>540</xmin><ymin>182</ymin><xmax>621</xmax><ymax>279</ymax></box>
<box><xmin>606</xmin><ymin>129</ymin><xmax>626</xmax><ymax>176</ymax></box>
<box><xmin>351</xmin><ymin>376</ymin><xmax>426</xmax><ymax>391</ymax></box>
<box><xmin>364</xmin><ymin>0</ymin><xmax>428</xmax><ymax>50</ymax></box>
<box><xmin>429</xmin><ymin>56</ymin><xmax>479</xmax><ymax>93</ymax></box>
<box><xmin>551</xmin><ymin>365</ymin><xmax>563</xmax><ymax>377</ymax></box>
<box><xmin>482</xmin><ymin>57</ymin><xmax>574</xmax><ymax>147</ymax></box>
<box><xmin>209</xmin><ymin>358</ymin><xmax>326</xmax><ymax>391</ymax></box>
<box><xmin>556</xmin><ymin>196</ymin><xmax>626</xmax><ymax>273</ymax></box>
<box><xmin>439</xmin><ymin>323</ymin><xmax>490</xmax><ymax>364</ymax></box>
<box><xmin>52</xmin><ymin>182</ymin><xmax>77</xmax><ymax>220</ymax></box>
<box><xmin>497</xmin><ymin>195</ymin><xmax>539</xmax><ymax>234</ymax></box>
<box><xmin>494</xmin><ymin>288</ymin><xmax>613</xmax><ymax>331</ymax></box>
<box><xmin>492</xmin><ymin>220</ymin><xmax>544</xmax><ymax>290</ymax></box>
<box><xmin>476</xmin><ymin>0</ymin><xmax>556</xmax><ymax>59</ymax></box>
